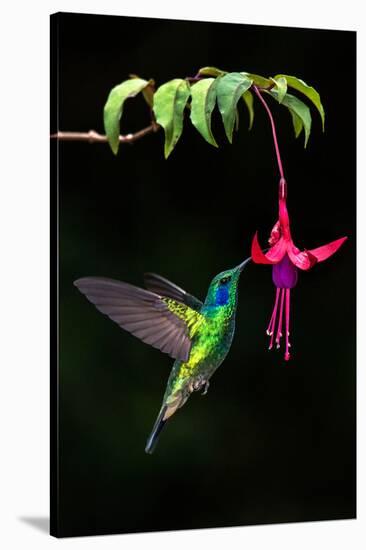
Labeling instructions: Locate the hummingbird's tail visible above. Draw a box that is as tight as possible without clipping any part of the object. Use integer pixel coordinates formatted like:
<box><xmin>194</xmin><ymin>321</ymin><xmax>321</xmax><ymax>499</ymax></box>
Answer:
<box><xmin>145</xmin><ymin>405</ymin><xmax>168</xmax><ymax>454</ymax></box>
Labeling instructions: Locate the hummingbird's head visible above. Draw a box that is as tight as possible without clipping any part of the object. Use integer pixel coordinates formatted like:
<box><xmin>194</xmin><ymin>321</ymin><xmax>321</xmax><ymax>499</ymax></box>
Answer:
<box><xmin>205</xmin><ymin>256</ymin><xmax>251</xmax><ymax>309</ymax></box>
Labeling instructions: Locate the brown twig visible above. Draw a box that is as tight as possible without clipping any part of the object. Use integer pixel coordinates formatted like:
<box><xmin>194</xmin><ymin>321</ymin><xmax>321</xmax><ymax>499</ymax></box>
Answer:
<box><xmin>50</xmin><ymin>123</ymin><xmax>160</xmax><ymax>144</ymax></box>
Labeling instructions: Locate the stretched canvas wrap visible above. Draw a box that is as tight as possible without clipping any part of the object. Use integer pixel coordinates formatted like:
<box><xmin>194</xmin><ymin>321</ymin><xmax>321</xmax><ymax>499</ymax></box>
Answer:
<box><xmin>50</xmin><ymin>12</ymin><xmax>356</xmax><ymax>538</ymax></box>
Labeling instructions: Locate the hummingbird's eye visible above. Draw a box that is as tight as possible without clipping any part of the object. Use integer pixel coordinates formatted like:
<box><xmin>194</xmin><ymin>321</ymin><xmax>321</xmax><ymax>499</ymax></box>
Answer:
<box><xmin>220</xmin><ymin>276</ymin><xmax>231</xmax><ymax>285</ymax></box>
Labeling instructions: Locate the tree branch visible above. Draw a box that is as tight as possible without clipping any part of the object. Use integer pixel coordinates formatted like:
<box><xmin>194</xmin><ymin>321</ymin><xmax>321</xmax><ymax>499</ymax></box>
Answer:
<box><xmin>49</xmin><ymin>81</ymin><xmax>274</xmax><ymax>147</ymax></box>
<box><xmin>50</xmin><ymin>123</ymin><xmax>160</xmax><ymax>144</ymax></box>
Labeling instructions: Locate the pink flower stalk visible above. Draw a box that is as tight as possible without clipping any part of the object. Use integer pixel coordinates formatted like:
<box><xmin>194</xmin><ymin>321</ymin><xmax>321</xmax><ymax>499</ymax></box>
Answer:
<box><xmin>251</xmin><ymin>85</ymin><xmax>347</xmax><ymax>361</ymax></box>
<box><xmin>252</xmin><ymin>178</ymin><xmax>347</xmax><ymax>360</ymax></box>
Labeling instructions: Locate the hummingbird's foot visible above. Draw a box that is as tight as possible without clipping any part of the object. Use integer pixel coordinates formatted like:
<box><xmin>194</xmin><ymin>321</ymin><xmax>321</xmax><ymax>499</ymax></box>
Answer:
<box><xmin>190</xmin><ymin>375</ymin><xmax>208</xmax><ymax>394</ymax></box>
<box><xmin>201</xmin><ymin>381</ymin><xmax>210</xmax><ymax>396</ymax></box>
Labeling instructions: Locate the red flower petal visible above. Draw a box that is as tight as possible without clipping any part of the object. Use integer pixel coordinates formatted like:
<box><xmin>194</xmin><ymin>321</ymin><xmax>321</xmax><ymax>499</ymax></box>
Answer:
<box><xmin>251</xmin><ymin>232</ymin><xmax>287</xmax><ymax>264</ymax></box>
<box><xmin>278</xmin><ymin>197</ymin><xmax>291</xmax><ymax>239</ymax></box>
<box><xmin>308</xmin><ymin>236</ymin><xmax>348</xmax><ymax>263</ymax></box>
<box><xmin>266</xmin><ymin>238</ymin><xmax>288</xmax><ymax>262</ymax></box>
<box><xmin>251</xmin><ymin>232</ymin><xmax>274</xmax><ymax>264</ymax></box>
<box><xmin>287</xmin><ymin>245</ymin><xmax>318</xmax><ymax>270</ymax></box>
<box><xmin>269</xmin><ymin>220</ymin><xmax>281</xmax><ymax>246</ymax></box>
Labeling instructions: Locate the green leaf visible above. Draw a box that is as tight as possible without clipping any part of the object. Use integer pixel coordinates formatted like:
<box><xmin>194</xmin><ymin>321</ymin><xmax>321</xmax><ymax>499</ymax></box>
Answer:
<box><xmin>270</xmin><ymin>76</ymin><xmax>287</xmax><ymax>103</ymax></box>
<box><xmin>242</xmin><ymin>90</ymin><xmax>254</xmax><ymax>130</ymax></box>
<box><xmin>235</xmin><ymin>108</ymin><xmax>240</xmax><ymax>132</ymax></box>
<box><xmin>289</xmin><ymin>108</ymin><xmax>303</xmax><ymax>139</ymax></box>
<box><xmin>198</xmin><ymin>66</ymin><xmax>227</xmax><ymax>77</ymax></box>
<box><xmin>190</xmin><ymin>78</ymin><xmax>219</xmax><ymax>147</ymax></box>
<box><xmin>217</xmin><ymin>72</ymin><xmax>253</xmax><ymax>143</ymax></box>
<box><xmin>269</xmin><ymin>89</ymin><xmax>312</xmax><ymax>147</ymax></box>
<box><xmin>241</xmin><ymin>72</ymin><xmax>272</xmax><ymax>88</ymax></box>
<box><xmin>153</xmin><ymin>79</ymin><xmax>191</xmax><ymax>158</ymax></box>
<box><xmin>103</xmin><ymin>78</ymin><xmax>150</xmax><ymax>155</ymax></box>
<box><xmin>142</xmin><ymin>85</ymin><xmax>155</xmax><ymax>108</ymax></box>
<box><xmin>274</xmin><ymin>74</ymin><xmax>325</xmax><ymax>130</ymax></box>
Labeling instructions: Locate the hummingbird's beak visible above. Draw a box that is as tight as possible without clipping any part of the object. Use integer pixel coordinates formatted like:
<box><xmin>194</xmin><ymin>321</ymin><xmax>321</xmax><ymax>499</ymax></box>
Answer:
<box><xmin>237</xmin><ymin>256</ymin><xmax>252</xmax><ymax>272</ymax></box>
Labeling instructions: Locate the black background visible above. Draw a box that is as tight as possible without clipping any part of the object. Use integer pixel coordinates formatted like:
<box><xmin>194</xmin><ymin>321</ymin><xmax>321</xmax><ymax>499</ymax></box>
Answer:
<box><xmin>51</xmin><ymin>12</ymin><xmax>356</xmax><ymax>538</ymax></box>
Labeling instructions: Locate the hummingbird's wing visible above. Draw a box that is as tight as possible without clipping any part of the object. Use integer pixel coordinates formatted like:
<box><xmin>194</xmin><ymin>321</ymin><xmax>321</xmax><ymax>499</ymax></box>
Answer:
<box><xmin>144</xmin><ymin>273</ymin><xmax>203</xmax><ymax>312</ymax></box>
<box><xmin>74</xmin><ymin>277</ymin><xmax>204</xmax><ymax>363</ymax></box>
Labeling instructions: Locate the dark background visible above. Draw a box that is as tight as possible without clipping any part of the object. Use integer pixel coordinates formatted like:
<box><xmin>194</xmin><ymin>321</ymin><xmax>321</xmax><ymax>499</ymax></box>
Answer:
<box><xmin>51</xmin><ymin>12</ymin><xmax>356</xmax><ymax>538</ymax></box>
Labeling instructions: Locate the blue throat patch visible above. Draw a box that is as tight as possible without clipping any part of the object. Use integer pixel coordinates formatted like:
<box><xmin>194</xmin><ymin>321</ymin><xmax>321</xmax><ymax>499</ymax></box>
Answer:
<box><xmin>216</xmin><ymin>285</ymin><xmax>229</xmax><ymax>306</ymax></box>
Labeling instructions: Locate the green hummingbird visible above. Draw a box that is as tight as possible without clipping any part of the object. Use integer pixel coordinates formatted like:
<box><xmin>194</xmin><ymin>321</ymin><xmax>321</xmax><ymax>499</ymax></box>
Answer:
<box><xmin>74</xmin><ymin>255</ymin><xmax>251</xmax><ymax>454</ymax></box>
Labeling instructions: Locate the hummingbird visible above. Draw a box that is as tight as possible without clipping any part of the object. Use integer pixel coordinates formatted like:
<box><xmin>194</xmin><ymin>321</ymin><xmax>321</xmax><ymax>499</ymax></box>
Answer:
<box><xmin>74</xmin><ymin>255</ymin><xmax>251</xmax><ymax>454</ymax></box>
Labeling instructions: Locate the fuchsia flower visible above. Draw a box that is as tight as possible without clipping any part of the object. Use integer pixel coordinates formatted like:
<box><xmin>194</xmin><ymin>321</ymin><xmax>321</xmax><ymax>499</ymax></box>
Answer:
<box><xmin>251</xmin><ymin>178</ymin><xmax>347</xmax><ymax>361</ymax></box>
<box><xmin>250</xmin><ymin>85</ymin><xmax>347</xmax><ymax>362</ymax></box>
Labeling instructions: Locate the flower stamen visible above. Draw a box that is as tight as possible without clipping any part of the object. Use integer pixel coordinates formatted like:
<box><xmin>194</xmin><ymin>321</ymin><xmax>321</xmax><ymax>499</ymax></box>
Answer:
<box><xmin>266</xmin><ymin>287</ymin><xmax>293</xmax><ymax>361</ymax></box>
<box><xmin>285</xmin><ymin>289</ymin><xmax>291</xmax><ymax>361</ymax></box>
<box><xmin>275</xmin><ymin>288</ymin><xmax>285</xmax><ymax>347</ymax></box>
<box><xmin>267</xmin><ymin>287</ymin><xmax>280</xmax><ymax>336</ymax></box>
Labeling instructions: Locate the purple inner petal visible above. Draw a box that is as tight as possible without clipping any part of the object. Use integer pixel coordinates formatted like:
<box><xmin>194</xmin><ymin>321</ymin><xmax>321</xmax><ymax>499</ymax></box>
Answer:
<box><xmin>272</xmin><ymin>254</ymin><xmax>298</xmax><ymax>289</ymax></box>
